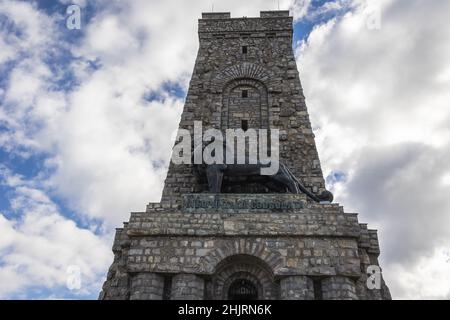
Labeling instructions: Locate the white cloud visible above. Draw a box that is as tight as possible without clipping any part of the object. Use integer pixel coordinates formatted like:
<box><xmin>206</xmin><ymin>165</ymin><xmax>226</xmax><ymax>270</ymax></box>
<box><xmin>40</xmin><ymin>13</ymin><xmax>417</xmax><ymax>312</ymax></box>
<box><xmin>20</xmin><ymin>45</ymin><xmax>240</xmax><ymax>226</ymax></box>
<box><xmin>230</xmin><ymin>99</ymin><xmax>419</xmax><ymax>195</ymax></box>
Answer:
<box><xmin>1</xmin><ymin>0</ymin><xmax>450</xmax><ymax>299</ymax></box>
<box><xmin>1</xmin><ymin>0</ymin><xmax>312</xmax><ymax>227</ymax></box>
<box><xmin>387</xmin><ymin>247</ymin><xmax>450</xmax><ymax>300</ymax></box>
<box><xmin>297</xmin><ymin>0</ymin><xmax>450</xmax><ymax>299</ymax></box>
<box><xmin>0</xmin><ymin>167</ymin><xmax>112</xmax><ymax>299</ymax></box>
<box><xmin>0</xmin><ymin>0</ymin><xmax>55</xmax><ymax>50</ymax></box>
<box><xmin>288</xmin><ymin>0</ymin><xmax>312</xmax><ymax>20</ymax></box>
<box><xmin>0</xmin><ymin>35</ymin><xmax>16</xmax><ymax>65</ymax></box>
<box><xmin>59</xmin><ymin>0</ymin><xmax>87</xmax><ymax>8</ymax></box>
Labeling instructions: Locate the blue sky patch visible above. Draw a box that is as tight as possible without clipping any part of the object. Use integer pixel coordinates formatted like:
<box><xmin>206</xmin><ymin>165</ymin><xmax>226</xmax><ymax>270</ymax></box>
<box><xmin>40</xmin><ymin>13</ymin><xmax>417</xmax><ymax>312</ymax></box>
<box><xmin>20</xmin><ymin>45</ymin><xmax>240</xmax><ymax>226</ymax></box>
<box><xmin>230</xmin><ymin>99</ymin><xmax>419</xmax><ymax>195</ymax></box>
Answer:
<box><xmin>326</xmin><ymin>170</ymin><xmax>347</xmax><ymax>186</ymax></box>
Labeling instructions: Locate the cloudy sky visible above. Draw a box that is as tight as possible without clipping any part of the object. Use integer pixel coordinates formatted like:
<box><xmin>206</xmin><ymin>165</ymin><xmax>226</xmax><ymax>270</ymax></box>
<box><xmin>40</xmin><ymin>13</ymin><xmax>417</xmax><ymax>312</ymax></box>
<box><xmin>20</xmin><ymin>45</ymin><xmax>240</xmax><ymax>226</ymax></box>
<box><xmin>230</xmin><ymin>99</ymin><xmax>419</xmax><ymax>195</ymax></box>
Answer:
<box><xmin>0</xmin><ymin>0</ymin><xmax>449</xmax><ymax>299</ymax></box>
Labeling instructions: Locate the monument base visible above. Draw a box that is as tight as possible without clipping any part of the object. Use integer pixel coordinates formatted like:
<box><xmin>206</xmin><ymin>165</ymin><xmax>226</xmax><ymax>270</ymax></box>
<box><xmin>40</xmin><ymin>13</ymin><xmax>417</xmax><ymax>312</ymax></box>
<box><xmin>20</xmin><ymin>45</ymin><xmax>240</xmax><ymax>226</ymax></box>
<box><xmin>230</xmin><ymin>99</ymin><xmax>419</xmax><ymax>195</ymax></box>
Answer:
<box><xmin>99</xmin><ymin>194</ymin><xmax>391</xmax><ymax>300</ymax></box>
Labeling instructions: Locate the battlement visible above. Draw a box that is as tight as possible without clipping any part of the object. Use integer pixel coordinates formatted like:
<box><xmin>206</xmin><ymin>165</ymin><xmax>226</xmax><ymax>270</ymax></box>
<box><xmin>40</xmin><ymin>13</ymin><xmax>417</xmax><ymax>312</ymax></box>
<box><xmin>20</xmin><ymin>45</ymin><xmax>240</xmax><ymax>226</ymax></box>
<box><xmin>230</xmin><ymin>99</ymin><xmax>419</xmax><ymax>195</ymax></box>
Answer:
<box><xmin>260</xmin><ymin>10</ymin><xmax>290</xmax><ymax>18</ymax></box>
<box><xmin>198</xmin><ymin>10</ymin><xmax>293</xmax><ymax>35</ymax></box>
<box><xmin>201</xmin><ymin>12</ymin><xmax>231</xmax><ymax>19</ymax></box>
<box><xmin>201</xmin><ymin>11</ymin><xmax>290</xmax><ymax>20</ymax></box>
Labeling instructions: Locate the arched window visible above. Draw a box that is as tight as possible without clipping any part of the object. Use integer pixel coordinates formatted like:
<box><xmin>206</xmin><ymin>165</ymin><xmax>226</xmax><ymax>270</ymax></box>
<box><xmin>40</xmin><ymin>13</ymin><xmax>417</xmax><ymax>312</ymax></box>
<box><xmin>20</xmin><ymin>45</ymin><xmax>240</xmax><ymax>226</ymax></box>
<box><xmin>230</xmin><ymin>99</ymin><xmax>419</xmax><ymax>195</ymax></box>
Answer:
<box><xmin>221</xmin><ymin>79</ymin><xmax>269</xmax><ymax>131</ymax></box>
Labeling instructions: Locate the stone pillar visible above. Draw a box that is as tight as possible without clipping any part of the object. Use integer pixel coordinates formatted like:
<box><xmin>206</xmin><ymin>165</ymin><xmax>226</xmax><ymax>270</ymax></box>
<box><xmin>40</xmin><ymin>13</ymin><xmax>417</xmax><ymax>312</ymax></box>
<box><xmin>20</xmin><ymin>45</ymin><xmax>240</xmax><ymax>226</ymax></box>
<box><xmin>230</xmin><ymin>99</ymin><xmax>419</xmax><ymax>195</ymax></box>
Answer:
<box><xmin>130</xmin><ymin>273</ymin><xmax>164</xmax><ymax>300</ymax></box>
<box><xmin>322</xmin><ymin>276</ymin><xmax>358</xmax><ymax>300</ymax></box>
<box><xmin>171</xmin><ymin>274</ymin><xmax>204</xmax><ymax>300</ymax></box>
<box><xmin>280</xmin><ymin>276</ymin><xmax>314</xmax><ymax>300</ymax></box>
<box><xmin>99</xmin><ymin>272</ymin><xmax>130</xmax><ymax>300</ymax></box>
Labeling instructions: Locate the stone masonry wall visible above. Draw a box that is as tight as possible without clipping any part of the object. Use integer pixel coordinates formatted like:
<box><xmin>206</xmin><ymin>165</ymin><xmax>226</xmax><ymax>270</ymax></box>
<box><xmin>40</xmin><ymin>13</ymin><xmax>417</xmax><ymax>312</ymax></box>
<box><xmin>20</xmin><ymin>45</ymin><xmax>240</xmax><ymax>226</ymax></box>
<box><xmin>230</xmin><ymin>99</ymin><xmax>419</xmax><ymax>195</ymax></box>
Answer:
<box><xmin>100</xmin><ymin>193</ymin><xmax>390</xmax><ymax>300</ymax></box>
<box><xmin>99</xmin><ymin>11</ymin><xmax>391</xmax><ymax>301</ymax></box>
<box><xmin>162</xmin><ymin>11</ymin><xmax>326</xmax><ymax>204</ymax></box>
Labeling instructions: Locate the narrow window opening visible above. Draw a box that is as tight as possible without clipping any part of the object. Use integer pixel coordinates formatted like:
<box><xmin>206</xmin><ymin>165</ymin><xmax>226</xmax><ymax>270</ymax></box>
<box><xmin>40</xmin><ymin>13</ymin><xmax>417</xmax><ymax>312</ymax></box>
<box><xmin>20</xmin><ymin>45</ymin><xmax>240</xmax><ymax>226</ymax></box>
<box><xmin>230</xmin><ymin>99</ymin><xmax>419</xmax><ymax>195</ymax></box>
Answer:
<box><xmin>242</xmin><ymin>90</ymin><xmax>248</xmax><ymax>98</ymax></box>
<box><xmin>162</xmin><ymin>275</ymin><xmax>172</xmax><ymax>300</ymax></box>
<box><xmin>241</xmin><ymin>120</ymin><xmax>248</xmax><ymax>132</ymax></box>
<box><xmin>313</xmin><ymin>279</ymin><xmax>323</xmax><ymax>300</ymax></box>
<box><xmin>242</xmin><ymin>46</ymin><xmax>248</xmax><ymax>54</ymax></box>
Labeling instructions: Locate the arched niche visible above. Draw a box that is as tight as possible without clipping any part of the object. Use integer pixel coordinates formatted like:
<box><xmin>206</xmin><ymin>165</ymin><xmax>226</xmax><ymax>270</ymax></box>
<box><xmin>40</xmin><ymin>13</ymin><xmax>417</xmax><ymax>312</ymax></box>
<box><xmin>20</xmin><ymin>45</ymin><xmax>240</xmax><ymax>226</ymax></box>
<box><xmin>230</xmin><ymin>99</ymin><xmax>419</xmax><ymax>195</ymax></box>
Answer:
<box><xmin>221</xmin><ymin>78</ymin><xmax>269</xmax><ymax>131</ymax></box>
<box><xmin>211</xmin><ymin>254</ymin><xmax>278</xmax><ymax>300</ymax></box>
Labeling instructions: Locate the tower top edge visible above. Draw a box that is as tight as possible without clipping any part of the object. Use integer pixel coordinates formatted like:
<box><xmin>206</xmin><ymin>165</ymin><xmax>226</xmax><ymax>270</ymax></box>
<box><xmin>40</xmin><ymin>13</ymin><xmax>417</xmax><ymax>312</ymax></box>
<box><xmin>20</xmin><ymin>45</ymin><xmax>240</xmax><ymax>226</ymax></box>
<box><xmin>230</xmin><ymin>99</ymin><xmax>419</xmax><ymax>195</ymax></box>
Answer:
<box><xmin>201</xmin><ymin>10</ymin><xmax>291</xmax><ymax>20</ymax></box>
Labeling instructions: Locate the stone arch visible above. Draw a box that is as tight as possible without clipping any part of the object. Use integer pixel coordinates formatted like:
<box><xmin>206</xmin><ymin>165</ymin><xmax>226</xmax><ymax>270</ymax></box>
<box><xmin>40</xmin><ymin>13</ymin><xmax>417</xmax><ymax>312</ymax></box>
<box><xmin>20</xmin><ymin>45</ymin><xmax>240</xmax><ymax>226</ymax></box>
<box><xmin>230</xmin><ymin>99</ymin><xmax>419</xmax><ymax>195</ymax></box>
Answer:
<box><xmin>221</xmin><ymin>78</ymin><xmax>269</xmax><ymax>130</ymax></box>
<box><xmin>208</xmin><ymin>62</ymin><xmax>279</xmax><ymax>130</ymax></box>
<box><xmin>211</xmin><ymin>62</ymin><xmax>275</xmax><ymax>93</ymax></box>
<box><xmin>200</xmin><ymin>239</ymin><xmax>283</xmax><ymax>274</ymax></box>
<box><xmin>211</xmin><ymin>254</ymin><xmax>278</xmax><ymax>300</ymax></box>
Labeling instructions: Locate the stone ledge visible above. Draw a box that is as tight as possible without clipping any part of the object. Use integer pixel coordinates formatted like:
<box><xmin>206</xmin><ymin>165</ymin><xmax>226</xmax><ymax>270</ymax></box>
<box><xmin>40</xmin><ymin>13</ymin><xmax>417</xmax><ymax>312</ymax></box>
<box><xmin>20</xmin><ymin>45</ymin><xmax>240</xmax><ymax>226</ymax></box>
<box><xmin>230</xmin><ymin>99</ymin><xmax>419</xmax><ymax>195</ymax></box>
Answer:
<box><xmin>198</xmin><ymin>17</ymin><xmax>293</xmax><ymax>35</ymax></box>
<box><xmin>126</xmin><ymin>210</ymin><xmax>360</xmax><ymax>237</ymax></box>
<box><xmin>201</xmin><ymin>12</ymin><xmax>230</xmax><ymax>20</ymax></box>
<box><xmin>260</xmin><ymin>11</ymin><xmax>290</xmax><ymax>18</ymax></box>
<box><xmin>183</xmin><ymin>193</ymin><xmax>309</xmax><ymax>213</ymax></box>
<box><xmin>147</xmin><ymin>193</ymin><xmax>346</xmax><ymax>214</ymax></box>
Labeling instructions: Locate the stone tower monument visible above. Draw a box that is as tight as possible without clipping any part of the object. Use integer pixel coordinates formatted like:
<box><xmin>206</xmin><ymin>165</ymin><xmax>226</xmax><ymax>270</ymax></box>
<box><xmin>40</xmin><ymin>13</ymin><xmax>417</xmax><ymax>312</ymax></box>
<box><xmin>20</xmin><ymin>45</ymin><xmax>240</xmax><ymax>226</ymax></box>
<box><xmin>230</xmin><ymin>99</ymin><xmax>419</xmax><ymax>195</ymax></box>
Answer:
<box><xmin>99</xmin><ymin>11</ymin><xmax>391</xmax><ymax>300</ymax></box>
